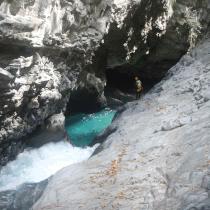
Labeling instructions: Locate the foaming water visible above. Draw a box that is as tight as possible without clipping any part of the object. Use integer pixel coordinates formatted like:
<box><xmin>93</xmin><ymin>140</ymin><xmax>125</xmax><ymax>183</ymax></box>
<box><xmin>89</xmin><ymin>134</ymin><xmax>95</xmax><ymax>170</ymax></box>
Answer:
<box><xmin>0</xmin><ymin>108</ymin><xmax>117</xmax><ymax>191</ymax></box>
<box><xmin>65</xmin><ymin>108</ymin><xmax>117</xmax><ymax>146</ymax></box>
<box><xmin>0</xmin><ymin>141</ymin><xmax>99</xmax><ymax>191</ymax></box>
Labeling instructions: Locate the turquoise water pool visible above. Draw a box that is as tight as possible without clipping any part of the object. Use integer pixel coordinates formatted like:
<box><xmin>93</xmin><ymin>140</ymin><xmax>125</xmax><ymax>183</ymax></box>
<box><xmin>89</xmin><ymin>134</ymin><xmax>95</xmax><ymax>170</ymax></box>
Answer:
<box><xmin>65</xmin><ymin>108</ymin><xmax>117</xmax><ymax>147</ymax></box>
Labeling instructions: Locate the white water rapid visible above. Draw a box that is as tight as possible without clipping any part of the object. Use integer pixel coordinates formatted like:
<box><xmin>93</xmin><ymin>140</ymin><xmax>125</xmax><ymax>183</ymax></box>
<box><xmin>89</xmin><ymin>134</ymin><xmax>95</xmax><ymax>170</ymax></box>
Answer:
<box><xmin>0</xmin><ymin>141</ymin><xmax>99</xmax><ymax>191</ymax></box>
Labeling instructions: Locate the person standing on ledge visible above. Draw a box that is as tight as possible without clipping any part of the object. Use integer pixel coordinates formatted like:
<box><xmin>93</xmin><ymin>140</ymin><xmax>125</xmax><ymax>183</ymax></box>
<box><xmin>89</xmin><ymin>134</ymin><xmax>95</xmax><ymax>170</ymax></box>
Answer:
<box><xmin>134</xmin><ymin>77</ymin><xmax>142</xmax><ymax>100</ymax></box>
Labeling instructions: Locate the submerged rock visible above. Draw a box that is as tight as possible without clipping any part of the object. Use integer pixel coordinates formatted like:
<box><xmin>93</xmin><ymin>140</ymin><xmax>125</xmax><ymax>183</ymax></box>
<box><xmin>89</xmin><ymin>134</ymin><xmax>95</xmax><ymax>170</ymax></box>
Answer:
<box><xmin>31</xmin><ymin>36</ymin><xmax>210</xmax><ymax>210</ymax></box>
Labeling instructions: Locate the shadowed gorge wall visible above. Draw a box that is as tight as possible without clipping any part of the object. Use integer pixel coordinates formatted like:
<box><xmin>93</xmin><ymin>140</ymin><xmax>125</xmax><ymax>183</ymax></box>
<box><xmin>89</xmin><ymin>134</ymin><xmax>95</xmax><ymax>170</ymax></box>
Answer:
<box><xmin>105</xmin><ymin>68</ymin><xmax>164</xmax><ymax>93</ymax></box>
<box><xmin>87</xmin><ymin>0</ymin><xmax>193</xmax><ymax>80</ymax></box>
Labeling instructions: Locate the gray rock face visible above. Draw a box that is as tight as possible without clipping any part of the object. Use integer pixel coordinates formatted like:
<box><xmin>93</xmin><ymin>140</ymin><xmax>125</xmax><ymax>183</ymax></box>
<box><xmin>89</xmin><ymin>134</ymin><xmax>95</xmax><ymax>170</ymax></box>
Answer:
<box><xmin>201</xmin><ymin>88</ymin><xmax>210</xmax><ymax>102</ymax></box>
<box><xmin>89</xmin><ymin>0</ymin><xmax>210</xmax><ymax>79</ymax></box>
<box><xmin>31</xmin><ymin>37</ymin><xmax>210</xmax><ymax>210</ymax></box>
<box><xmin>0</xmin><ymin>51</ymin><xmax>72</xmax><ymax>166</ymax></box>
<box><xmin>105</xmin><ymin>86</ymin><xmax>135</xmax><ymax>107</ymax></box>
<box><xmin>26</xmin><ymin>113</ymin><xmax>74</xmax><ymax>147</ymax></box>
<box><xmin>67</xmin><ymin>70</ymin><xmax>107</xmax><ymax>113</ymax></box>
<box><xmin>0</xmin><ymin>176</ymin><xmax>52</xmax><ymax>210</ymax></box>
<box><xmin>1</xmin><ymin>0</ymin><xmax>210</xmax><ymax>150</ymax></box>
<box><xmin>0</xmin><ymin>0</ymin><xmax>113</xmax><ymax>165</ymax></box>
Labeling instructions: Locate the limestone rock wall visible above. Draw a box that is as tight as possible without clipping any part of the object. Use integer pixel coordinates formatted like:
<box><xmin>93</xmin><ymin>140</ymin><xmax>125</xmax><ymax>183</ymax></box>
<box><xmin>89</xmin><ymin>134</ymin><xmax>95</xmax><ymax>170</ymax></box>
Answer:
<box><xmin>0</xmin><ymin>0</ymin><xmax>112</xmax><ymax>166</ymax></box>
<box><xmin>0</xmin><ymin>0</ymin><xmax>210</xmax><ymax>166</ymax></box>
<box><xmin>88</xmin><ymin>0</ymin><xmax>210</xmax><ymax>79</ymax></box>
<box><xmin>0</xmin><ymin>50</ymin><xmax>72</xmax><ymax>165</ymax></box>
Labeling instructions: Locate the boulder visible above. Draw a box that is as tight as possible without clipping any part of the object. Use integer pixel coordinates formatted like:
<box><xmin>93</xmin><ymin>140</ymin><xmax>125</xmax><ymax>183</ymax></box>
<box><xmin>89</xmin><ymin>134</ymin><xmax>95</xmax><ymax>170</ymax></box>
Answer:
<box><xmin>0</xmin><ymin>176</ymin><xmax>52</xmax><ymax>210</ymax></box>
<box><xmin>0</xmin><ymin>113</ymin><xmax>73</xmax><ymax>168</ymax></box>
<box><xmin>105</xmin><ymin>86</ymin><xmax>135</xmax><ymax>106</ymax></box>
<box><xmin>26</xmin><ymin>113</ymin><xmax>74</xmax><ymax>148</ymax></box>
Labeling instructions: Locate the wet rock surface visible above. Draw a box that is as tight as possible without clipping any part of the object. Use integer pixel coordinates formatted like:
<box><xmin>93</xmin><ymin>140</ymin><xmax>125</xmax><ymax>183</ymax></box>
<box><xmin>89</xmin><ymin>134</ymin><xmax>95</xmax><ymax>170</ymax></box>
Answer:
<box><xmin>0</xmin><ymin>176</ymin><xmax>52</xmax><ymax>210</ymax></box>
<box><xmin>25</xmin><ymin>113</ymin><xmax>74</xmax><ymax>148</ymax></box>
<box><xmin>105</xmin><ymin>86</ymin><xmax>135</xmax><ymax>107</ymax></box>
<box><xmin>66</xmin><ymin>70</ymin><xmax>107</xmax><ymax>113</ymax></box>
<box><xmin>0</xmin><ymin>48</ymin><xmax>73</xmax><ymax>166</ymax></box>
<box><xmin>31</xmin><ymin>37</ymin><xmax>210</xmax><ymax>210</ymax></box>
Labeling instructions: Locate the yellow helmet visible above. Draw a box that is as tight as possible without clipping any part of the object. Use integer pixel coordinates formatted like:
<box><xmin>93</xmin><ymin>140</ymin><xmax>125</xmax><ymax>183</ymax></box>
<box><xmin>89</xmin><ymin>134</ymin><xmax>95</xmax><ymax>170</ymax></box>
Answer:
<box><xmin>135</xmin><ymin>77</ymin><xmax>138</xmax><ymax>80</ymax></box>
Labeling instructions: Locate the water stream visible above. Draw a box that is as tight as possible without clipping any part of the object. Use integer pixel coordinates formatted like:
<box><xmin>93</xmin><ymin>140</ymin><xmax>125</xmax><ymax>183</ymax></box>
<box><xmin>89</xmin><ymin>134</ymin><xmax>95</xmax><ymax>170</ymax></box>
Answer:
<box><xmin>0</xmin><ymin>108</ymin><xmax>116</xmax><ymax>191</ymax></box>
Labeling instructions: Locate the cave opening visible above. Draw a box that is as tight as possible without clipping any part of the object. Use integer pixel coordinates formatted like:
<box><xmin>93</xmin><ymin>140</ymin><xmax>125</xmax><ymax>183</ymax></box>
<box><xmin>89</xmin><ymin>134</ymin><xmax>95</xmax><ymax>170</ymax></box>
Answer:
<box><xmin>105</xmin><ymin>68</ymin><xmax>163</xmax><ymax>95</ymax></box>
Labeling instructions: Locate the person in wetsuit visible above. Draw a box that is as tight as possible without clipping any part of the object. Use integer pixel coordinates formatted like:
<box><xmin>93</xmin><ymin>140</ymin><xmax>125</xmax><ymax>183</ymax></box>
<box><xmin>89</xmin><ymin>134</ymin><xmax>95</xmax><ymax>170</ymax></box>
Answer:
<box><xmin>134</xmin><ymin>77</ymin><xmax>142</xmax><ymax>100</ymax></box>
